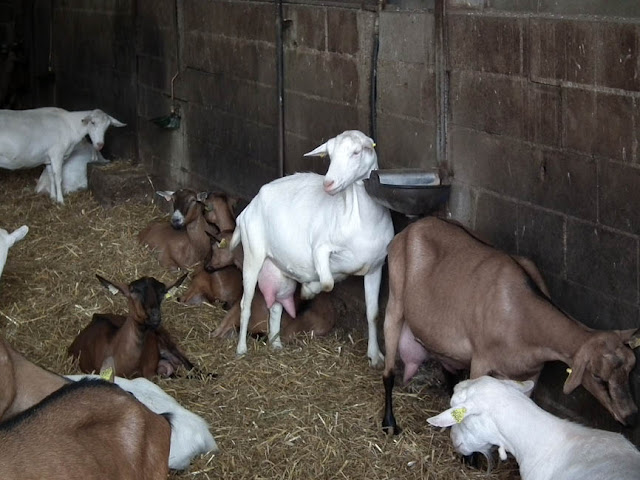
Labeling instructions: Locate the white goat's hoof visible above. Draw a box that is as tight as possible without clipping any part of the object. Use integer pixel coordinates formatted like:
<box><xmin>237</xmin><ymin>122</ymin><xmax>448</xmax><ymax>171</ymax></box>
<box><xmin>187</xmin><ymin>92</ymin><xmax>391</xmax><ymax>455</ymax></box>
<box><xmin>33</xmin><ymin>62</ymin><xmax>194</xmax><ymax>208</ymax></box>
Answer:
<box><xmin>368</xmin><ymin>352</ymin><xmax>385</xmax><ymax>369</ymax></box>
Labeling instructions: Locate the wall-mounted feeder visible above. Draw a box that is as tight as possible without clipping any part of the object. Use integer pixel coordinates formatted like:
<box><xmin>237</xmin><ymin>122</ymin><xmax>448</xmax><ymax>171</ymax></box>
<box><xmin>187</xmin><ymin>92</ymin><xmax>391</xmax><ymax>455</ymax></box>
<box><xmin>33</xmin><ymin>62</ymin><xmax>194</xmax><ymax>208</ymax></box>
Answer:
<box><xmin>363</xmin><ymin>168</ymin><xmax>451</xmax><ymax>217</ymax></box>
<box><xmin>151</xmin><ymin>72</ymin><xmax>181</xmax><ymax>130</ymax></box>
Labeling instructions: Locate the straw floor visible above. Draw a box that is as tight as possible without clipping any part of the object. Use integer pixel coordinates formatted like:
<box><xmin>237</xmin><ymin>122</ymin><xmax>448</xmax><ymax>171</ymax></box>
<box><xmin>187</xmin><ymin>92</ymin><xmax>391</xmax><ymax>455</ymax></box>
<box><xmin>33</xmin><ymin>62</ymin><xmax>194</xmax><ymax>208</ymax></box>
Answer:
<box><xmin>0</xmin><ymin>165</ymin><xmax>520</xmax><ymax>479</ymax></box>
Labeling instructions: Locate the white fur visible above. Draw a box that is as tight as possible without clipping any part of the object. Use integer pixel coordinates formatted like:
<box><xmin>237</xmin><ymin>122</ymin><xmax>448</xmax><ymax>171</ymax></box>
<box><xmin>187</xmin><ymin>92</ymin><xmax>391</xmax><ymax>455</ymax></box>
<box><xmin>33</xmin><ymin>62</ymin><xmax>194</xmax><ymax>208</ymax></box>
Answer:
<box><xmin>231</xmin><ymin>130</ymin><xmax>394</xmax><ymax>366</ymax></box>
<box><xmin>0</xmin><ymin>107</ymin><xmax>125</xmax><ymax>203</ymax></box>
<box><xmin>428</xmin><ymin>376</ymin><xmax>640</xmax><ymax>480</ymax></box>
<box><xmin>66</xmin><ymin>374</ymin><xmax>218</xmax><ymax>470</ymax></box>
<box><xmin>35</xmin><ymin>139</ymin><xmax>109</xmax><ymax>195</ymax></box>
<box><xmin>0</xmin><ymin>225</ymin><xmax>28</xmax><ymax>281</ymax></box>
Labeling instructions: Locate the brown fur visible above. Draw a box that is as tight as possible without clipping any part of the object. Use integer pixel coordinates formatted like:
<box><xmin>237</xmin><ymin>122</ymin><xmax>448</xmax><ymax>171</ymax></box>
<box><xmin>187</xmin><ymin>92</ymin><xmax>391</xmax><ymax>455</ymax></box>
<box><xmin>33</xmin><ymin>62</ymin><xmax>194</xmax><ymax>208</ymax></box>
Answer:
<box><xmin>179</xmin><ymin>266</ymin><xmax>243</xmax><ymax>307</ymax></box>
<box><xmin>138</xmin><ymin>189</ymin><xmax>213</xmax><ymax>270</ymax></box>
<box><xmin>0</xmin><ymin>336</ymin><xmax>68</xmax><ymax>422</ymax></box>
<box><xmin>382</xmin><ymin>216</ymin><xmax>639</xmax><ymax>431</ymax></box>
<box><xmin>0</xmin><ymin>379</ymin><xmax>170</xmax><ymax>480</ymax></box>
<box><xmin>213</xmin><ymin>289</ymin><xmax>336</xmax><ymax>342</ymax></box>
<box><xmin>68</xmin><ymin>274</ymin><xmax>192</xmax><ymax>379</ymax></box>
<box><xmin>203</xmin><ymin>192</ymin><xmax>238</xmax><ymax>232</ymax></box>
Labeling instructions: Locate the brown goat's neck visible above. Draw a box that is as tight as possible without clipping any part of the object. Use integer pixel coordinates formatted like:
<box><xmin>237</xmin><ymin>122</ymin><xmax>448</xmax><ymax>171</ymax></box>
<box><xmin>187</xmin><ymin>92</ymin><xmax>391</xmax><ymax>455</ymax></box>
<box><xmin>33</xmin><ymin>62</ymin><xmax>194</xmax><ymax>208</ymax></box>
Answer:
<box><xmin>216</xmin><ymin>212</ymin><xmax>236</xmax><ymax>232</ymax></box>
<box><xmin>524</xmin><ymin>298</ymin><xmax>592</xmax><ymax>365</ymax></box>
<box><xmin>3</xmin><ymin>346</ymin><xmax>68</xmax><ymax>421</ymax></box>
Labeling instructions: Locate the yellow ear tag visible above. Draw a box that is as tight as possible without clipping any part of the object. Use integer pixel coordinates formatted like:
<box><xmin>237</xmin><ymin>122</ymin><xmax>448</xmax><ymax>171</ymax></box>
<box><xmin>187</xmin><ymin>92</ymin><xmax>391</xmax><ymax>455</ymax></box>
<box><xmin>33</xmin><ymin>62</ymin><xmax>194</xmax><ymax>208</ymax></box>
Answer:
<box><xmin>629</xmin><ymin>337</ymin><xmax>640</xmax><ymax>349</ymax></box>
<box><xmin>218</xmin><ymin>238</ymin><xmax>228</xmax><ymax>249</ymax></box>
<box><xmin>204</xmin><ymin>204</ymin><xmax>213</xmax><ymax>212</ymax></box>
<box><xmin>372</xmin><ymin>142</ymin><xmax>376</xmax><ymax>148</ymax></box>
<box><xmin>100</xmin><ymin>366</ymin><xmax>114</xmax><ymax>382</ymax></box>
<box><xmin>451</xmin><ymin>407</ymin><xmax>467</xmax><ymax>424</ymax></box>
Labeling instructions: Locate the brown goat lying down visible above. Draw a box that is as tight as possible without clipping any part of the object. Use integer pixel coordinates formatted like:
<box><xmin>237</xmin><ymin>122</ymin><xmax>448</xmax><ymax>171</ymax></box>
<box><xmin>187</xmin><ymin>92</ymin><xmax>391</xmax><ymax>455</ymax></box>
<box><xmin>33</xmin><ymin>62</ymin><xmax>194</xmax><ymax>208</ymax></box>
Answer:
<box><xmin>382</xmin><ymin>216</ymin><xmax>640</xmax><ymax>434</ymax></box>
<box><xmin>0</xmin><ymin>379</ymin><xmax>170</xmax><ymax>480</ymax></box>
<box><xmin>139</xmin><ymin>190</ymin><xmax>237</xmax><ymax>271</ymax></box>
<box><xmin>213</xmin><ymin>288</ymin><xmax>336</xmax><ymax>342</ymax></box>
<box><xmin>68</xmin><ymin>274</ymin><xmax>193</xmax><ymax>379</ymax></box>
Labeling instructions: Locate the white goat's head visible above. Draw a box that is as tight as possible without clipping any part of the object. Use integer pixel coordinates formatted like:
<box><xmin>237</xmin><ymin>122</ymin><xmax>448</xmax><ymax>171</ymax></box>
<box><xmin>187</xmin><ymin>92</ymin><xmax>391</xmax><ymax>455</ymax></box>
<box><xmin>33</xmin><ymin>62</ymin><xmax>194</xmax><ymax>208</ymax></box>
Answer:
<box><xmin>0</xmin><ymin>225</ymin><xmax>28</xmax><ymax>280</ymax></box>
<box><xmin>304</xmin><ymin>130</ymin><xmax>378</xmax><ymax>195</ymax></box>
<box><xmin>427</xmin><ymin>376</ymin><xmax>534</xmax><ymax>461</ymax></box>
<box><xmin>81</xmin><ymin>109</ymin><xmax>126</xmax><ymax>151</ymax></box>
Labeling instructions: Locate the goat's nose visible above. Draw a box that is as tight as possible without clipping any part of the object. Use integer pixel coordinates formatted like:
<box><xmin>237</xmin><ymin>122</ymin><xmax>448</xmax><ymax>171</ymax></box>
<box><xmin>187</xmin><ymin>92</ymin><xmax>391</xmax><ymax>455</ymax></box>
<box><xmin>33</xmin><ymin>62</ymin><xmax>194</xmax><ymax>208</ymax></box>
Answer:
<box><xmin>205</xmin><ymin>264</ymin><xmax>215</xmax><ymax>273</ymax></box>
<box><xmin>96</xmin><ymin>142</ymin><xmax>104</xmax><ymax>151</ymax></box>
<box><xmin>323</xmin><ymin>179</ymin><xmax>334</xmax><ymax>192</ymax></box>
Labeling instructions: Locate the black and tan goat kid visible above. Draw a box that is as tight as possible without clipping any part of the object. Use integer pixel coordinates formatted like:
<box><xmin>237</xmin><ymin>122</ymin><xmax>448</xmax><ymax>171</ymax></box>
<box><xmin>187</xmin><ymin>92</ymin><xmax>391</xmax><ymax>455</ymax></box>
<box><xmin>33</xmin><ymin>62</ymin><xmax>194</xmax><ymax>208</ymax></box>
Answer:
<box><xmin>68</xmin><ymin>273</ymin><xmax>193</xmax><ymax>379</ymax></box>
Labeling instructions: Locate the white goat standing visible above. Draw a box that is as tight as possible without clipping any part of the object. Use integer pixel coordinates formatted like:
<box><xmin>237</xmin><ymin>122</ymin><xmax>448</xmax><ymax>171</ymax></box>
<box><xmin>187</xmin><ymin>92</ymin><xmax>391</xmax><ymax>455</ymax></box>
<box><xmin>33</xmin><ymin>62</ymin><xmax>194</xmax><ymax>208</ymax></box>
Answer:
<box><xmin>35</xmin><ymin>138</ymin><xmax>109</xmax><ymax>196</ymax></box>
<box><xmin>0</xmin><ymin>225</ymin><xmax>28</xmax><ymax>281</ymax></box>
<box><xmin>66</xmin><ymin>374</ymin><xmax>218</xmax><ymax>471</ymax></box>
<box><xmin>231</xmin><ymin>130</ymin><xmax>394</xmax><ymax>366</ymax></box>
<box><xmin>428</xmin><ymin>376</ymin><xmax>640</xmax><ymax>480</ymax></box>
<box><xmin>0</xmin><ymin>107</ymin><xmax>125</xmax><ymax>204</ymax></box>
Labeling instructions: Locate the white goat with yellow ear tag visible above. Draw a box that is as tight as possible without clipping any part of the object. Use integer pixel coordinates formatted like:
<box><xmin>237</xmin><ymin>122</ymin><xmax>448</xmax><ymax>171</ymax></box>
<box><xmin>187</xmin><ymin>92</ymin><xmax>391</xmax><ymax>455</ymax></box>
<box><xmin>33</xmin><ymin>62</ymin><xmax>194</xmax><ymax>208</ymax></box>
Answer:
<box><xmin>428</xmin><ymin>376</ymin><xmax>640</xmax><ymax>480</ymax></box>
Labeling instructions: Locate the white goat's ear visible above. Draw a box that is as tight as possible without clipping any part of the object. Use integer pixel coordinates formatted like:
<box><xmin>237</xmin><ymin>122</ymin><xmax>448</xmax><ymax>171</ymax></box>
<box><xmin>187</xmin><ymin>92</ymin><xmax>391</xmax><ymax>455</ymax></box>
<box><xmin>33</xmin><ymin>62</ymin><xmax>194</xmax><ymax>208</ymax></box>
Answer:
<box><xmin>196</xmin><ymin>191</ymin><xmax>209</xmax><ymax>203</ymax></box>
<box><xmin>8</xmin><ymin>225</ymin><xmax>28</xmax><ymax>246</ymax></box>
<box><xmin>304</xmin><ymin>138</ymin><xmax>334</xmax><ymax>158</ymax></box>
<box><xmin>156</xmin><ymin>191</ymin><xmax>174</xmax><ymax>202</ymax></box>
<box><xmin>108</xmin><ymin>115</ymin><xmax>126</xmax><ymax>127</ymax></box>
<box><xmin>427</xmin><ymin>406</ymin><xmax>468</xmax><ymax>428</ymax></box>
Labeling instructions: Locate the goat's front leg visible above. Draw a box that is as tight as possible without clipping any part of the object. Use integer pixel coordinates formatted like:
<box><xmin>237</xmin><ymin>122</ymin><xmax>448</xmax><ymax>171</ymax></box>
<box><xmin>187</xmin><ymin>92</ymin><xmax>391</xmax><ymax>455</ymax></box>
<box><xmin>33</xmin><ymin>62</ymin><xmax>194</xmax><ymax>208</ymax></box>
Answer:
<box><xmin>268</xmin><ymin>302</ymin><xmax>284</xmax><ymax>350</ymax></box>
<box><xmin>48</xmin><ymin>152</ymin><xmax>65</xmax><ymax>204</ymax></box>
<box><xmin>364</xmin><ymin>267</ymin><xmax>384</xmax><ymax>368</ymax></box>
<box><xmin>313</xmin><ymin>244</ymin><xmax>335</xmax><ymax>292</ymax></box>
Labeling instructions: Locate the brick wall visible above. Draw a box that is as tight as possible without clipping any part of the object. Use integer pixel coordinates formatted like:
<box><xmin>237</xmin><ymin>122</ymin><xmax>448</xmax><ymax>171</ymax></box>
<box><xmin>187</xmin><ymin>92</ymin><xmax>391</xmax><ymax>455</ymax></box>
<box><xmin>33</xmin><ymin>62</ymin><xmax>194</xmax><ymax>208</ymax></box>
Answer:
<box><xmin>445</xmin><ymin>0</ymin><xmax>640</xmax><ymax>442</ymax></box>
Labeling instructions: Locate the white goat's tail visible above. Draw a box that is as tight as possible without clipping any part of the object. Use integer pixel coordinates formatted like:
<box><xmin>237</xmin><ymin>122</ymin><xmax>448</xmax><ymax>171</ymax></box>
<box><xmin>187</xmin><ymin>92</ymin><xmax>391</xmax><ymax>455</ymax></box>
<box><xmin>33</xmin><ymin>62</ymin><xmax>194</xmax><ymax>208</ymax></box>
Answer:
<box><xmin>230</xmin><ymin>227</ymin><xmax>241</xmax><ymax>250</ymax></box>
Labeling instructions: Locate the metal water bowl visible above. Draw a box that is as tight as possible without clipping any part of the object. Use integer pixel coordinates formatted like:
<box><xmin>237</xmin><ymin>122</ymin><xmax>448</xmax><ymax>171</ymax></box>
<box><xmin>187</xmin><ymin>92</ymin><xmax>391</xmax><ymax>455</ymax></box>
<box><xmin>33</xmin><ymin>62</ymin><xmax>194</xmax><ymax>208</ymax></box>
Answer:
<box><xmin>363</xmin><ymin>169</ymin><xmax>451</xmax><ymax>217</ymax></box>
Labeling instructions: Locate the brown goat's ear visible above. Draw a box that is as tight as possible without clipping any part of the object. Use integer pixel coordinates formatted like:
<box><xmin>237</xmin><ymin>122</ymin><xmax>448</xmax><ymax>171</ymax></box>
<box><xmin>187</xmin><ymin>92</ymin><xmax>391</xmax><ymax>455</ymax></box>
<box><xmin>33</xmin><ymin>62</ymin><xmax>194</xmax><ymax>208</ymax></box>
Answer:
<box><xmin>96</xmin><ymin>275</ymin><xmax>129</xmax><ymax>296</ymax></box>
<box><xmin>166</xmin><ymin>273</ymin><xmax>188</xmax><ymax>293</ymax></box>
<box><xmin>99</xmin><ymin>357</ymin><xmax>116</xmax><ymax>382</ymax></box>
<box><xmin>617</xmin><ymin>328</ymin><xmax>640</xmax><ymax>348</ymax></box>
<box><xmin>563</xmin><ymin>363</ymin><xmax>585</xmax><ymax>394</ymax></box>
<box><xmin>226</xmin><ymin>195</ymin><xmax>239</xmax><ymax>214</ymax></box>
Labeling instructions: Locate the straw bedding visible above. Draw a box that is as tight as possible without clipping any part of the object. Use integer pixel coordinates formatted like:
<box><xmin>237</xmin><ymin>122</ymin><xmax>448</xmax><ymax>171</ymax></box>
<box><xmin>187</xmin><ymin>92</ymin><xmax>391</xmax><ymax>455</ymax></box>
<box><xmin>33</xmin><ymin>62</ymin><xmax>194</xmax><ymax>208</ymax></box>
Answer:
<box><xmin>0</xmin><ymin>165</ymin><xmax>519</xmax><ymax>479</ymax></box>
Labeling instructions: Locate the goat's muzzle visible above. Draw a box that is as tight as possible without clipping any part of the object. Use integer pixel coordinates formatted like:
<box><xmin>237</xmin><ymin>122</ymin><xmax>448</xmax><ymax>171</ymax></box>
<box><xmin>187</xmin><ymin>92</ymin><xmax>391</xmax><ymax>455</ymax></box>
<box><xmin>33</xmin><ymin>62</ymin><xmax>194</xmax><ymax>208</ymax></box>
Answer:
<box><xmin>96</xmin><ymin>142</ymin><xmax>104</xmax><ymax>151</ymax></box>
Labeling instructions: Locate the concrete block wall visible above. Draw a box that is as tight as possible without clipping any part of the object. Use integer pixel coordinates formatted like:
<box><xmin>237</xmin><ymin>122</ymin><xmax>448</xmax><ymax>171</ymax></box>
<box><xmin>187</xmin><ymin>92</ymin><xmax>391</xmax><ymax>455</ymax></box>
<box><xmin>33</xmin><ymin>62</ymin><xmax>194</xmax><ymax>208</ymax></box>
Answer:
<box><xmin>445</xmin><ymin>0</ymin><xmax>640</xmax><ymax>442</ymax></box>
<box><xmin>52</xmin><ymin>0</ymin><xmax>137</xmax><ymax>159</ymax></box>
<box><xmin>14</xmin><ymin>0</ymin><xmax>637</xmax><ymax>443</ymax></box>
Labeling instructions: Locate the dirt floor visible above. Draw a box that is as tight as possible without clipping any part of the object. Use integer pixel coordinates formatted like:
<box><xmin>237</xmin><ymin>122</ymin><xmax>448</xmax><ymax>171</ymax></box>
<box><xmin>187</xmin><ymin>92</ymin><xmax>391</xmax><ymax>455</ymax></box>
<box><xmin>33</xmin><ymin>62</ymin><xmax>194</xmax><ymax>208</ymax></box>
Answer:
<box><xmin>0</xmin><ymin>165</ymin><xmax>520</xmax><ymax>479</ymax></box>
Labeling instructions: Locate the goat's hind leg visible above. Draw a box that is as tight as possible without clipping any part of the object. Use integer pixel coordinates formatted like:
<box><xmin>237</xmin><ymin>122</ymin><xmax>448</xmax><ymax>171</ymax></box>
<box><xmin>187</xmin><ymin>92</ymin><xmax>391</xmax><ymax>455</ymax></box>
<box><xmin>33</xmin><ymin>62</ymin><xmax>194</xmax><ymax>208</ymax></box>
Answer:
<box><xmin>364</xmin><ymin>267</ymin><xmax>384</xmax><ymax>368</ymax></box>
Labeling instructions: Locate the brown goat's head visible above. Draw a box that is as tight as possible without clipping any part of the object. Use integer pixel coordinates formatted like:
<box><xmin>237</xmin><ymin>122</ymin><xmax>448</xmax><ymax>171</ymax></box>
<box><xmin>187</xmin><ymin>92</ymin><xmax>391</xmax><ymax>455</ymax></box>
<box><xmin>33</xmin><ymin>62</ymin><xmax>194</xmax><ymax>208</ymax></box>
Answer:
<box><xmin>205</xmin><ymin>230</ymin><xmax>237</xmax><ymax>273</ymax></box>
<box><xmin>203</xmin><ymin>192</ymin><xmax>238</xmax><ymax>230</ymax></box>
<box><xmin>564</xmin><ymin>329</ymin><xmax>639</xmax><ymax>425</ymax></box>
<box><xmin>157</xmin><ymin>189</ymin><xmax>208</xmax><ymax>230</ymax></box>
<box><xmin>96</xmin><ymin>274</ymin><xmax>187</xmax><ymax>329</ymax></box>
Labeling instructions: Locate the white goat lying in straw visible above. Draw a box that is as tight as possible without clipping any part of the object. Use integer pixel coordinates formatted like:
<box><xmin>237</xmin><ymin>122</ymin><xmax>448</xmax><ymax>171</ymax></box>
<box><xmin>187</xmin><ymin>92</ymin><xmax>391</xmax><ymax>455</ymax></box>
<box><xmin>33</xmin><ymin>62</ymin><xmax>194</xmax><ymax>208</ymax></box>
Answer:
<box><xmin>67</xmin><ymin>374</ymin><xmax>218</xmax><ymax>470</ymax></box>
<box><xmin>428</xmin><ymin>376</ymin><xmax>640</xmax><ymax>480</ymax></box>
<box><xmin>35</xmin><ymin>138</ymin><xmax>109</xmax><ymax>195</ymax></box>
<box><xmin>0</xmin><ymin>107</ymin><xmax>125</xmax><ymax>203</ymax></box>
<box><xmin>0</xmin><ymin>225</ymin><xmax>28</xmax><ymax>281</ymax></box>
<box><xmin>230</xmin><ymin>130</ymin><xmax>394</xmax><ymax>366</ymax></box>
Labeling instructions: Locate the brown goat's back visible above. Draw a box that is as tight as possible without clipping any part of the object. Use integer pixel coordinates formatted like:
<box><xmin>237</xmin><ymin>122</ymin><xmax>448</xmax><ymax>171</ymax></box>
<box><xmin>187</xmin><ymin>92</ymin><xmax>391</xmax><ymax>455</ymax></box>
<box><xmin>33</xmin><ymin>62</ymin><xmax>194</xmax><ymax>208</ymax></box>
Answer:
<box><xmin>0</xmin><ymin>379</ymin><xmax>170</xmax><ymax>480</ymax></box>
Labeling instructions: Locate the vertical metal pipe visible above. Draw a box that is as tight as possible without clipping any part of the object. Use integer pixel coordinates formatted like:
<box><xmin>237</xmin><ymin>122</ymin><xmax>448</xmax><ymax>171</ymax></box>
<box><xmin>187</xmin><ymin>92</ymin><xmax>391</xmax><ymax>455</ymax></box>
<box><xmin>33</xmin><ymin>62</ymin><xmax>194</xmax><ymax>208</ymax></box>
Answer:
<box><xmin>275</xmin><ymin>0</ymin><xmax>285</xmax><ymax>178</ymax></box>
